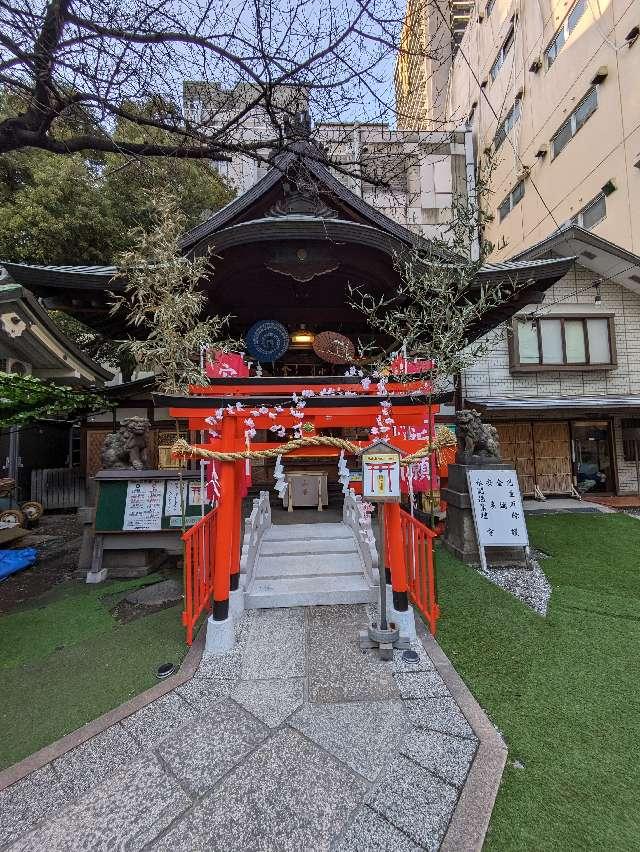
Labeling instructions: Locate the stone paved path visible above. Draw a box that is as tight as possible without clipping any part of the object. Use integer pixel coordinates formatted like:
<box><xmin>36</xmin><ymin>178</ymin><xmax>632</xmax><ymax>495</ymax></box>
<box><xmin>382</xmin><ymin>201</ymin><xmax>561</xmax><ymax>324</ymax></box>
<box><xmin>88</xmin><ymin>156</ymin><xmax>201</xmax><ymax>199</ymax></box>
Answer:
<box><xmin>0</xmin><ymin>604</ymin><xmax>482</xmax><ymax>852</ymax></box>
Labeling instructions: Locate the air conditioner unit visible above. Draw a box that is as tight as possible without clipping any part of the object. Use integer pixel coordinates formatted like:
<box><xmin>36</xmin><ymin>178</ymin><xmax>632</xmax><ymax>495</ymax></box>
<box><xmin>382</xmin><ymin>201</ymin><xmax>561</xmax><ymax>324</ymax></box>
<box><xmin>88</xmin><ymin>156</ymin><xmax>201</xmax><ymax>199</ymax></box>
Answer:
<box><xmin>529</xmin><ymin>56</ymin><xmax>542</xmax><ymax>73</ymax></box>
<box><xmin>516</xmin><ymin>165</ymin><xmax>531</xmax><ymax>181</ymax></box>
<box><xmin>6</xmin><ymin>359</ymin><xmax>30</xmax><ymax>376</ymax></box>
<box><xmin>535</xmin><ymin>145</ymin><xmax>548</xmax><ymax>159</ymax></box>
<box><xmin>591</xmin><ymin>65</ymin><xmax>608</xmax><ymax>85</ymax></box>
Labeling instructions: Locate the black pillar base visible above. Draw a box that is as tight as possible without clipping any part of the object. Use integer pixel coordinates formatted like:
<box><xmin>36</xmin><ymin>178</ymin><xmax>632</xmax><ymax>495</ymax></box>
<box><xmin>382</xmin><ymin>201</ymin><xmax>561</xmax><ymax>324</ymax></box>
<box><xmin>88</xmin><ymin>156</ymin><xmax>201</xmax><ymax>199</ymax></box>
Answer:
<box><xmin>230</xmin><ymin>572</ymin><xmax>240</xmax><ymax>591</ymax></box>
<box><xmin>212</xmin><ymin>599</ymin><xmax>229</xmax><ymax>621</ymax></box>
<box><xmin>393</xmin><ymin>590</ymin><xmax>409</xmax><ymax>612</ymax></box>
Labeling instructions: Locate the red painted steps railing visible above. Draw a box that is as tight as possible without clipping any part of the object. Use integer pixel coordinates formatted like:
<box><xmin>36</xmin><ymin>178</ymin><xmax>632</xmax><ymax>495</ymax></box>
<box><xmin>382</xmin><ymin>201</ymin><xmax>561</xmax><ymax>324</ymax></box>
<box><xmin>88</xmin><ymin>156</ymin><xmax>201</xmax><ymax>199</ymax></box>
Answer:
<box><xmin>182</xmin><ymin>508</ymin><xmax>218</xmax><ymax>645</ymax></box>
<box><xmin>398</xmin><ymin>508</ymin><xmax>440</xmax><ymax>635</ymax></box>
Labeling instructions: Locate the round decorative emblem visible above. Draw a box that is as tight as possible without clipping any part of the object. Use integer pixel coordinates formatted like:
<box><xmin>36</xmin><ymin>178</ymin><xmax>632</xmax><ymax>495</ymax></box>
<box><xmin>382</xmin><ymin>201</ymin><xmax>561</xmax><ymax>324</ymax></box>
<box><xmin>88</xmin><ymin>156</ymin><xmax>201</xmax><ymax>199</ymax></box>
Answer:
<box><xmin>313</xmin><ymin>331</ymin><xmax>356</xmax><ymax>365</ymax></box>
<box><xmin>245</xmin><ymin>320</ymin><xmax>290</xmax><ymax>362</ymax></box>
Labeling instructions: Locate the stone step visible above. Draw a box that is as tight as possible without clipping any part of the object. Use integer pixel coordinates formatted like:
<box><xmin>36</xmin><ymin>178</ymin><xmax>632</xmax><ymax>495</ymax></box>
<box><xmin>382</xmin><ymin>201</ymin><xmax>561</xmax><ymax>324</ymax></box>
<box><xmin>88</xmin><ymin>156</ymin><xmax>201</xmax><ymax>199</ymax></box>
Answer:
<box><xmin>245</xmin><ymin>574</ymin><xmax>376</xmax><ymax>609</ymax></box>
<box><xmin>263</xmin><ymin>523</ymin><xmax>351</xmax><ymax>541</ymax></box>
<box><xmin>255</xmin><ymin>552</ymin><xmax>363</xmax><ymax>578</ymax></box>
<box><xmin>259</xmin><ymin>538</ymin><xmax>358</xmax><ymax>556</ymax></box>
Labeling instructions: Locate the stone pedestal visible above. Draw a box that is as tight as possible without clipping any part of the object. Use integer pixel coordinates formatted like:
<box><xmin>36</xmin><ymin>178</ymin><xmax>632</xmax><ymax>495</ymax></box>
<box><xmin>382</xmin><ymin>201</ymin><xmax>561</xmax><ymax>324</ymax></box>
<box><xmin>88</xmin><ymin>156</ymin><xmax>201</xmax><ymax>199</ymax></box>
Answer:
<box><xmin>102</xmin><ymin>548</ymin><xmax>165</xmax><ymax>578</ymax></box>
<box><xmin>442</xmin><ymin>460</ymin><xmax>527</xmax><ymax>567</ymax></box>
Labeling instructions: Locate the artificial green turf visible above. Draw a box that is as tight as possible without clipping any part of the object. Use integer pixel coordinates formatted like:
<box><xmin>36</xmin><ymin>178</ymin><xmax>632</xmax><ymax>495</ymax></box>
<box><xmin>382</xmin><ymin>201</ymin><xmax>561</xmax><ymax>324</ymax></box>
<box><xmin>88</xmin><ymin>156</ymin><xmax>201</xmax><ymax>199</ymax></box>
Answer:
<box><xmin>435</xmin><ymin>513</ymin><xmax>640</xmax><ymax>851</ymax></box>
<box><xmin>0</xmin><ymin>576</ymin><xmax>187</xmax><ymax>770</ymax></box>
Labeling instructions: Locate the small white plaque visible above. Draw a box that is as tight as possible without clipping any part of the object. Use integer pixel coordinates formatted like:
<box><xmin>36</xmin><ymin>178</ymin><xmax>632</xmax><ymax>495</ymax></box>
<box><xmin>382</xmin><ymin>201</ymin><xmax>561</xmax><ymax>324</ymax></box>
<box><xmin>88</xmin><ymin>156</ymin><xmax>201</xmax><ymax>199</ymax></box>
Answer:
<box><xmin>362</xmin><ymin>451</ymin><xmax>401</xmax><ymax>501</ymax></box>
<box><xmin>164</xmin><ymin>480</ymin><xmax>183</xmax><ymax>516</ymax></box>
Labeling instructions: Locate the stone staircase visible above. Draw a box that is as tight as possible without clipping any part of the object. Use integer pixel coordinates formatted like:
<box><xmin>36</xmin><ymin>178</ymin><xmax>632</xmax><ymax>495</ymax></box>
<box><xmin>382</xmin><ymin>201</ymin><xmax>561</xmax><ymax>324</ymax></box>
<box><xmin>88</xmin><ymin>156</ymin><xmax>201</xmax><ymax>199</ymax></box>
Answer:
<box><xmin>244</xmin><ymin>521</ymin><xmax>378</xmax><ymax>609</ymax></box>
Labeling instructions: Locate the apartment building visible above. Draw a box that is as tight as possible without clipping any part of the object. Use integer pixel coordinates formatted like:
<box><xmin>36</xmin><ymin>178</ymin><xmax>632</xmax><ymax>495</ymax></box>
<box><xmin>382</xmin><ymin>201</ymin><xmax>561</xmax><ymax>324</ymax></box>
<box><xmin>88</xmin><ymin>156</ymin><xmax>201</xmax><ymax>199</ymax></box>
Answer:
<box><xmin>444</xmin><ymin>0</ymin><xmax>640</xmax><ymax>259</ymax></box>
<box><xmin>397</xmin><ymin>0</ymin><xmax>640</xmax><ymax>497</ymax></box>
<box><xmin>396</xmin><ymin>0</ymin><xmax>474</xmax><ymax>130</ymax></box>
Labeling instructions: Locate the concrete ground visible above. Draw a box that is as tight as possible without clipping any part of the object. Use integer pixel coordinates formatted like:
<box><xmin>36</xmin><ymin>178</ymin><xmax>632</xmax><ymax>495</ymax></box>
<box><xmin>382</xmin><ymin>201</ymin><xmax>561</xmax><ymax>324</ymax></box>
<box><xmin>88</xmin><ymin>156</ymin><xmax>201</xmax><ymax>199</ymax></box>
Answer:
<box><xmin>522</xmin><ymin>497</ymin><xmax>615</xmax><ymax>514</ymax></box>
<box><xmin>0</xmin><ymin>603</ymin><xmax>501</xmax><ymax>852</ymax></box>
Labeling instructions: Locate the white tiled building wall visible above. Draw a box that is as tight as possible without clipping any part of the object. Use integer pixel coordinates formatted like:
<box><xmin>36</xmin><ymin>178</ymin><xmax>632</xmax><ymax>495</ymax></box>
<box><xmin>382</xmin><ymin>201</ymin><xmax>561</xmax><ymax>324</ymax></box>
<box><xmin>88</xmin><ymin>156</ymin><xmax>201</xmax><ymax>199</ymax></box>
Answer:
<box><xmin>462</xmin><ymin>262</ymin><xmax>640</xmax><ymax>494</ymax></box>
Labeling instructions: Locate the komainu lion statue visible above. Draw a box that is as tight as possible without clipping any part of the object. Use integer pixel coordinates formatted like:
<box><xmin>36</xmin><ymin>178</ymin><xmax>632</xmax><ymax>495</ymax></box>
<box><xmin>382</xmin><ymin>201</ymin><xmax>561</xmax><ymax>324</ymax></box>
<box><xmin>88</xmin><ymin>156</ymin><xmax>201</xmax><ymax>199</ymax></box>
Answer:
<box><xmin>456</xmin><ymin>409</ymin><xmax>501</xmax><ymax>461</ymax></box>
<box><xmin>101</xmin><ymin>417</ymin><xmax>150</xmax><ymax>470</ymax></box>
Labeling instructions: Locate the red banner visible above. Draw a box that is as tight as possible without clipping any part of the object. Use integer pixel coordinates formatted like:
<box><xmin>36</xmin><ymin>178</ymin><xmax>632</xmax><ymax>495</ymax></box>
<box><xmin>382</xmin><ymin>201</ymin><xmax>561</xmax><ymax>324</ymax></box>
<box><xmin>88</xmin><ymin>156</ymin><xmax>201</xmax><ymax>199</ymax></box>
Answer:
<box><xmin>206</xmin><ymin>352</ymin><xmax>250</xmax><ymax>378</ymax></box>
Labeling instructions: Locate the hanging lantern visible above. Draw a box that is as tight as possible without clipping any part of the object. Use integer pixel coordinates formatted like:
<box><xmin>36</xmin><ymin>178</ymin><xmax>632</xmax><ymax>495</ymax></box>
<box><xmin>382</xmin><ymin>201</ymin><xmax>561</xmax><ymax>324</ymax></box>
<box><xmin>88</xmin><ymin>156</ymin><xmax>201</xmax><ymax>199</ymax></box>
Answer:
<box><xmin>290</xmin><ymin>324</ymin><xmax>315</xmax><ymax>348</ymax></box>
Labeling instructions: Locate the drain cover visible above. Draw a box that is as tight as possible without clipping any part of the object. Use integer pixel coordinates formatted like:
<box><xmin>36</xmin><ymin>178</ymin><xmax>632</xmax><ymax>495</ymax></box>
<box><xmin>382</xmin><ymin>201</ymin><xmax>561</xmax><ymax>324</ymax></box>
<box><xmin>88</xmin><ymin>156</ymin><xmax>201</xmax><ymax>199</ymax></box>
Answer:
<box><xmin>156</xmin><ymin>662</ymin><xmax>176</xmax><ymax>679</ymax></box>
<box><xmin>401</xmin><ymin>650</ymin><xmax>420</xmax><ymax>663</ymax></box>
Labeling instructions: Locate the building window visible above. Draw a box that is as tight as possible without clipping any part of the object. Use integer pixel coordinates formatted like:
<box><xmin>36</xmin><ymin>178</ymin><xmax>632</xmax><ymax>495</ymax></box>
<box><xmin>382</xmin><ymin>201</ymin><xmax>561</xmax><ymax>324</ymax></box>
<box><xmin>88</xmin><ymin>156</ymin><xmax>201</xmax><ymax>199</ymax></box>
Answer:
<box><xmin>551</xmin><ymin>87</ymin><xmax>597</xmax><ymax>158</ymax></box>
<box><xmin>511</xmin><ymin>315</ymin><xmax>615</xmax><ymax>371</ymax></box>
<box><xmin>545</xmin><ymin>0</ymin><xmax>586</xmax><ymax>67</ymax></box>
<box><xmin>486</xmin><ymin>0</ymin><xmax>496</xmax><ymax>16</ymax></box>
<box><xmin>571</xmin><ymin>193</ymin><xmax>607</xmax><ymax>230</ymax></box>
<box><xmin>494</xmin><ymin>98</ymin><xmax>521</xmax><ymax>150</ymax></box>
<box><xmin>490</xmin><ymin>25</ymin><xmax>514</xmax><ymax>81</ymax></box>
<box><xmin>498</xmin><ymin>179</ymin><xmax>525</xmax><ymax>221</ymax></box>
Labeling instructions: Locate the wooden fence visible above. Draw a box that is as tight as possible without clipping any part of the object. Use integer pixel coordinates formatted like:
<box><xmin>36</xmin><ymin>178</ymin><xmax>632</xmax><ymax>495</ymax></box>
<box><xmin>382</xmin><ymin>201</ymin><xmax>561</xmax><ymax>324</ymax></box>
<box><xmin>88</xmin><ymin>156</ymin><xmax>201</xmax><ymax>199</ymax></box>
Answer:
<box><xmin>30</xmin><ymin>467</ymin><xmax>85</xmax><ymax>509</ymax></box>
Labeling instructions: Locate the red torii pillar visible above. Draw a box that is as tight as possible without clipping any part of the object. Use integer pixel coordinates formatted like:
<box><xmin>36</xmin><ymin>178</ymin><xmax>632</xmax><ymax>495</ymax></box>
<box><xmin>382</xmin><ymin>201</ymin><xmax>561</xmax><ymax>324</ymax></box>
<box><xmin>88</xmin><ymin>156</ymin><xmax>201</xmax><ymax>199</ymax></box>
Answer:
<box><xmin>384</xmin><ymin>502</ymin><xmax>409</xmax><ymax>612</ymax></box>
<box><xmin>212</xmin><ymin>413</ymin><xmax>237</xmax><ymax>621</ymax></box>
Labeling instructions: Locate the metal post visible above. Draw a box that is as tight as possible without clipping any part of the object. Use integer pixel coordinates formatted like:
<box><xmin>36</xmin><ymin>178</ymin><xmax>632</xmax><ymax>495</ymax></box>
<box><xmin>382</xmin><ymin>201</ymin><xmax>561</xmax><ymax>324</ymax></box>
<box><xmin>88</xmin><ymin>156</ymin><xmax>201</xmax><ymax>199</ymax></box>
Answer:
<box><xmin>378</xmin><ymin>504</ymin><xmax>388</xmax><ymax>631</ymax></box>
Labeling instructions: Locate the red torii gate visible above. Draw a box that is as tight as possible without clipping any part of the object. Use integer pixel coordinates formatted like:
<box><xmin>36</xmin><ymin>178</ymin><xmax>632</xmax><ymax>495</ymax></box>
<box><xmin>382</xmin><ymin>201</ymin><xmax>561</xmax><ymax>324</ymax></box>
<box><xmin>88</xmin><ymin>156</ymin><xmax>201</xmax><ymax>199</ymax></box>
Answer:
<box><xmin>165</xmin><ymin>376</ymin><xmax>447</xmax><ymax>641</ymax></box>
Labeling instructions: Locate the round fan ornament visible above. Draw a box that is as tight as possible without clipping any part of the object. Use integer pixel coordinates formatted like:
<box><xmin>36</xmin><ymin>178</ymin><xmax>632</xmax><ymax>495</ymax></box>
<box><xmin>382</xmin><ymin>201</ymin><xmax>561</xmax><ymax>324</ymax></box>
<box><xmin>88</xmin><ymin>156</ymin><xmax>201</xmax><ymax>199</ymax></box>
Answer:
<box><xmin>313</xmin><ymin>331</ymin><xmax>356</xmax><ymax>365</ymax></box>
<box><xmin>245</xmin><ymin>320</ymin><xmax>290</xmax><ymax>362</ymax></box>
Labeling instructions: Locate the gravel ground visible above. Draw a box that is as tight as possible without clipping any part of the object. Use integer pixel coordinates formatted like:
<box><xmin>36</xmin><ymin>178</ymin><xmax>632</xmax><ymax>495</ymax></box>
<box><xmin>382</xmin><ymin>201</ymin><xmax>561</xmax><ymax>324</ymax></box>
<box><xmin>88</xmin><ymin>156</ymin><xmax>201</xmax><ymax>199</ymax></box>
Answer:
<box><xmin>474</xmin><ymin>554</ymin><xmax>552</xmax><ymax>616</ymax></box>
<box><xmin>0</xmin><ymin>514</ymin><xmax>82</xmax><ymax>613</ymax></box>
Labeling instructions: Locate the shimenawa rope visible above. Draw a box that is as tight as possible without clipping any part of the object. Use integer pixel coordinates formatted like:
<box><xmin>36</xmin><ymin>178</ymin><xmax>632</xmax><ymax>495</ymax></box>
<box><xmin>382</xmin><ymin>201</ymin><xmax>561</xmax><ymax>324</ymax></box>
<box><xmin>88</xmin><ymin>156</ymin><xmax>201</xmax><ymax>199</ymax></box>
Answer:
<box><xmin>170</xmin><ymin>426</ymin><xmax>456</xmax><ymax>467</ymax></box>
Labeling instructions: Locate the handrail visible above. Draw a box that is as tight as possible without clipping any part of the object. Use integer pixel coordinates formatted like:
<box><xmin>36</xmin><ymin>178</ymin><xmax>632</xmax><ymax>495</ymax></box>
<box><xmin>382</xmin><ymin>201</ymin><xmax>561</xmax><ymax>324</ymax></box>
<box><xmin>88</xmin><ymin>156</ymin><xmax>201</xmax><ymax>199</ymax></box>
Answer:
<box><xmin>240</xmin><ymin>491</ymin><xmax>271</xmax><ymax>587</ymax></box>
<box><xmin>343</xmin><ymin>489</ymin><xmax>379</xmax><ymax>586</ymax></box>
<box><xmin>398</xmin><ymin>508</ymin><xmax>440</xmax><ymax>635</ymax></box>
<box><xmin>182</xmin><ymin>507</ymin><xmax>218</xmax><ymax>645</ymax></box>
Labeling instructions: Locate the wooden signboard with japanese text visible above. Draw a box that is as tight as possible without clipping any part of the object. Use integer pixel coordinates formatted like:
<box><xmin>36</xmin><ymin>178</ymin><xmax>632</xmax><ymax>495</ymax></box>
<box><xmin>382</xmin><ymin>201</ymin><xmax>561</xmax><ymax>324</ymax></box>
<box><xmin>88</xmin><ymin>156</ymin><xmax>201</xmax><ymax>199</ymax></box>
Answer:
<box><xmin>95</xmin><ymin>478</ymin><xmax>209</xmax><ymax>533</ymax></box>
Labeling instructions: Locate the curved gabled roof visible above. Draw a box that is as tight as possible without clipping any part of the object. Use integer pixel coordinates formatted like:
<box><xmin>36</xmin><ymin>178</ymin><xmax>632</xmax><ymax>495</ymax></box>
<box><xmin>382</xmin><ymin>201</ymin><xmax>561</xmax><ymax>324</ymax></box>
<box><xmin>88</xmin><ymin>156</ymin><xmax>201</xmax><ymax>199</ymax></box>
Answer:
<box><xmin>179</xmin><ymin>146</ymin><xmax>457</xmax><ymax>260</ymax></box>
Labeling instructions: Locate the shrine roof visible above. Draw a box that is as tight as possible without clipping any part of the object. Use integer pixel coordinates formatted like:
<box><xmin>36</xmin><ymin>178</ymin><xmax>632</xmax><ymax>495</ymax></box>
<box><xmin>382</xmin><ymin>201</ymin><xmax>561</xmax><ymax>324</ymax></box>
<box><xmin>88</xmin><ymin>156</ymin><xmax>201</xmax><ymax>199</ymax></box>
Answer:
<box><xmin>179</xmin><ymin>148</ymin><xmax>453</xmax><ymax>257</ymax></box>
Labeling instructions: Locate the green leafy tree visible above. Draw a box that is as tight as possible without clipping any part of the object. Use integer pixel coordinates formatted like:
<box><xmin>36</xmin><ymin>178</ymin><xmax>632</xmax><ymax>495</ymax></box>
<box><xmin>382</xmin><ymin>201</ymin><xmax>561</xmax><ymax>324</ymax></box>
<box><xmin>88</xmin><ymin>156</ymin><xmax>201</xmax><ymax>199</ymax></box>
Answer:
<box><xmin>0</xmin><ymin>96</ymin><xmax>235</xmax><ymax>266</ymax></box>
<box><xmin>111</xmin><ymin>196</ymin><xmax>238</xmax><ymax>394</ymax></box>
<box><xmin>0</xmin><ymin>373</ymin><xmax>108</xmax><ymax>427</ymax></box>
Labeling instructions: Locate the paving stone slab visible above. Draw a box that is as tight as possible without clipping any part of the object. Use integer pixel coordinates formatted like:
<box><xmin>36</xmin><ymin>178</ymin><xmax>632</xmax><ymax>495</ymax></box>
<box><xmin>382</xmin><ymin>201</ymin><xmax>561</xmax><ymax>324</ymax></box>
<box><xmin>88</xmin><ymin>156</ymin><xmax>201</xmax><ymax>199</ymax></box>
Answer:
<box><xmin>240</xmin><ymin>607</ymin><xmax>306</xmax><ymax>680</ymax></box>
<box><xmin>196</xmin><ymin>646</ymin><xmax>245</xmax><ymax>681</ymax></box>
<box><xmin>53</xmin><ymin>724</ymin><xmax>141</xmax><ymax>800</ymax></box>
<box><xmin>149</xmin><ymin>727</ymin><xmax>367</xmax><ymax>852</ymax></box>
<box><xmin>289</xmin><ymin>700</ymin><xmax>409</xmax><ymax>781</ymax></box>
<box><xmin>0</xmin><ymin>765</ymin><xmax>67</xmax><ymax>848</ymax></box>
<box><xmin>120</xmin><ymin>692</ymin><xmax>198</xmax><ymax>749</ymax></box>
<box><xmin>232</xmin><ymin>677</ymin><xmax>304</xmax><ymax>727</ymax></box>
<box><xmin>307</xmin><ymin>624</ymin><xmax>398</xmax><ymax>703</ymax></box>
<box><xmin>393</xmin><ymin>670</ymin><xmax>449</xmax><ymax>700</ymax></box>
<box><xmin>365</xmin><ymin>755</ymin><xmax>459</xmax><ymax>851</ymax></box>
<box><xmin>335</xmin><ymin>806</ymin><xmax>423</xmax><ymax>852</ymax></box>
<box><xmin>7</xmin><ymin>754</ymin><xmax>190</xmax><ymax>852</ymax></box>
<box><xmin>401</xmin><ymin>729</ymin><xmax>477</xmax><ymax>788</ymax></box>
<box><xmin>176</xmin><ymin>676</ymin><xmax>235</xmax><ymax>711</ymax></box>
<box><xmin>403</xmin><ymin>697</ymin><xmax>476</xmax><ymax>740</ymax></box>
<box><xmin>306</xmin><ymin>603</ymin><xmax>369</xmax><ymax>629</ymax></box>
<box><xmin>156</xmin><ymin>699</ymin><xmax>269</xmax><ymax>797</ymax></box>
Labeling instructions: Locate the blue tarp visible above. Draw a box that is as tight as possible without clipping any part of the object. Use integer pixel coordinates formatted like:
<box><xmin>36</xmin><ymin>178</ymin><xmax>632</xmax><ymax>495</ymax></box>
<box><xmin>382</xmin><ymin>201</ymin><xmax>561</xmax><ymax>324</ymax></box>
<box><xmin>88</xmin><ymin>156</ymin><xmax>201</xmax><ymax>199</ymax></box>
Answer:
<box><xmin>0</xmin><ymin>548</ymin><xmax>38</xmax><ymax>581</ymax></box>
